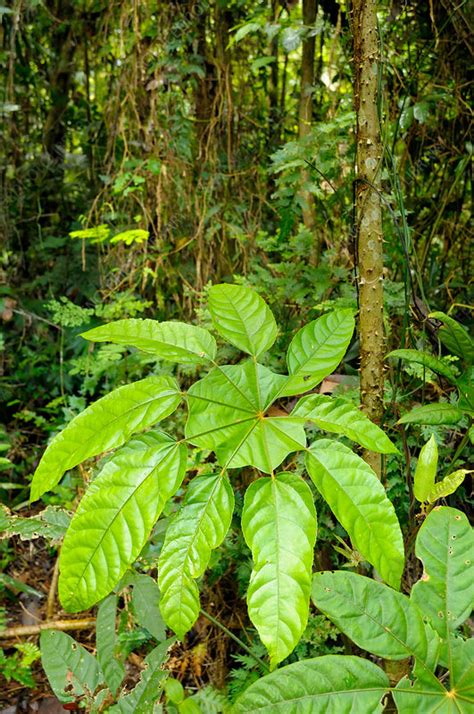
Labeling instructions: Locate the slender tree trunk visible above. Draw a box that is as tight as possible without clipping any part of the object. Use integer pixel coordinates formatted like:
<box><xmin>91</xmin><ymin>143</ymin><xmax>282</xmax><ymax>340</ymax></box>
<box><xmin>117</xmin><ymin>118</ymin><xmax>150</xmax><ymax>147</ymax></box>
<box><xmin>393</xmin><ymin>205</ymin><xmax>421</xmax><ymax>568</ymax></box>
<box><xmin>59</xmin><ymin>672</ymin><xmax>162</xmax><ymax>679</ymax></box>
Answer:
<box><xmin>268</xmin><ymin>0</ymin><xmax>280</xmax><ymax>150</ymax></box>
<box><xmin>299</xmin><ymin>0</ymin><xmax>318</xmax><ymax>256</ymax></box>
<box><xmin>194</xmin><ymin>3</ymin><xmax>215</xmax><ymax>155</ymax></box>
<box><xmin>215</xmin><ymin>3</ymin><xmax>234</xmax><ymax>171</ymax></box>
<box><xmin>352</xmin><ymin>0</ymin><xmax>384</xmax><ymax>477</ymax></box>
<box><xmin>42</xmin><ymin>1</ymin><xmax>76</xmax><ymax>163</ymax></box>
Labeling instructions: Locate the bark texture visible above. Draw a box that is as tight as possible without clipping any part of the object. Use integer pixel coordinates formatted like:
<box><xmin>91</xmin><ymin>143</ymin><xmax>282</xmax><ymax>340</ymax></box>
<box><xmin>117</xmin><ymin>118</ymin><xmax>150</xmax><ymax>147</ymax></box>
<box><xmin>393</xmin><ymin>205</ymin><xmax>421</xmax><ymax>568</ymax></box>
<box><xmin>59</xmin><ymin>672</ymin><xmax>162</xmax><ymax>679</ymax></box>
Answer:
<box><xmin>352</xmin><ymin>0</ymin><xmax>384</xmax><ymax>476</ymax></box>
<box><xmin>299</xmin><ymin>0</ymin><xmax>318</xmax><ymax>247</ymax></box>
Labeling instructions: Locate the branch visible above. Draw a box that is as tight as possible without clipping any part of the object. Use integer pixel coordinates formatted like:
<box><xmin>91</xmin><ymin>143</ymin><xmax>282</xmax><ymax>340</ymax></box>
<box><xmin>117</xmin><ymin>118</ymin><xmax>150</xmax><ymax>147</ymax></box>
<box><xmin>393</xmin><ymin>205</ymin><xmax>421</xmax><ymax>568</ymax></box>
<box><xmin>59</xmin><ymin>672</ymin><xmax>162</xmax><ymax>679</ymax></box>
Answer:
<box><xmin>0</xmin><ymin>618</ymin><xmax>96</xmax><ymax>640</ymax></box>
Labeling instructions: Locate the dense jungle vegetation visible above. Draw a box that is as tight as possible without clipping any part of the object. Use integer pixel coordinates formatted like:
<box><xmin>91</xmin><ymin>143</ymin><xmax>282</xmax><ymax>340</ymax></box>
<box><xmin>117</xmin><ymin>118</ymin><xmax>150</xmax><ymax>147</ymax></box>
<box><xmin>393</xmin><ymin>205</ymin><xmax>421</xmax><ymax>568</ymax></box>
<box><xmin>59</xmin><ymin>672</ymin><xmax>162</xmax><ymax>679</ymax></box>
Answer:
<box><xmin>0</xmin><ymin>0</ymin><xmax>472</xmax><ymax>711</ymax></box>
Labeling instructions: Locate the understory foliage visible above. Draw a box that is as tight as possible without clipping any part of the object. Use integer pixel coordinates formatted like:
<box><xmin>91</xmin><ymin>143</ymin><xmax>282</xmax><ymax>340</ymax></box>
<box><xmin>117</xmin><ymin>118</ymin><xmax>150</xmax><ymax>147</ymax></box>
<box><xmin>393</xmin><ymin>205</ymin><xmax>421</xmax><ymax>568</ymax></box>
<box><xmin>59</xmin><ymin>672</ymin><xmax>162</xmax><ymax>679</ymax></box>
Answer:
<box><xmin>0</xmin><ymin>0</ymin><xmax>473</xmax><ymax>711</ymax></box>
<box><xmin>20</xmin><ymin>284</ymin><xmax>473</xmax><ymax>711</ymax></box>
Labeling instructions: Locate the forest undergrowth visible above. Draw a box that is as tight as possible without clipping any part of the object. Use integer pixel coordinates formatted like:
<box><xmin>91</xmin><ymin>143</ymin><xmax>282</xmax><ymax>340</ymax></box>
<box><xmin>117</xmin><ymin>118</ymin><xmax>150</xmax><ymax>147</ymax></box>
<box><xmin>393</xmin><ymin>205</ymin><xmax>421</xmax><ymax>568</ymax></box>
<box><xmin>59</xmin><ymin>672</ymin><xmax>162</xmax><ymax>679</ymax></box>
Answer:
<box><xmin>0</xmin><ymin>1</ymin><xmax>472</xmax><ymax>712</ymax></box>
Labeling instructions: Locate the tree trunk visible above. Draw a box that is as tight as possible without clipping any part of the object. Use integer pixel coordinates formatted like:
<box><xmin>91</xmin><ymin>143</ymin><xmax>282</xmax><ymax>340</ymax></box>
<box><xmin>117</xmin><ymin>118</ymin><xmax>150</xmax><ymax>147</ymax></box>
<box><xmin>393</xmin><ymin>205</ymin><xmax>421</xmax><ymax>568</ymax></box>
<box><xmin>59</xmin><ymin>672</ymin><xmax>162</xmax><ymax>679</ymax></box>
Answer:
<box><xmin>268</xmin><ymin>0</ymin><xmax>280</xmax><ymax>150</ymax></box>
<box><xmin>299</xmin><ymin>0</ymin><xmax>318</xmax><ymax>254</ymax></box>
<box><xmin>194</xmin><ymin>4</ymin><xmax>215</xmax><ymax>155</ymax></box>
<box><xmin>352</xmin><ymin>0</ymin><xmax>384</xmax><ymax>477</ymax></box>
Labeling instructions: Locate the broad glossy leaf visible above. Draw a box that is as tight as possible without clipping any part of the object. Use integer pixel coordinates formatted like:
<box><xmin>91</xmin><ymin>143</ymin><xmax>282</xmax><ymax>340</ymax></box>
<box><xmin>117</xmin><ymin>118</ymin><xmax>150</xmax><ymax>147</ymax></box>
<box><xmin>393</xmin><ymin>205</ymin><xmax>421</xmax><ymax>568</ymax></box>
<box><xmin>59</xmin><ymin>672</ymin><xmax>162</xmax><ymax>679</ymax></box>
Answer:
<box><xmin>411</xmin><ymin>507</ymin><xmax>474</xmax><ymax>647</ymax></box>
<box><xmin>225</xmin><ymin>417</ymin><xmax>306</xmax><ymax>473</ymax></box>
<box><xmin>232</xmin><ymin>655</ymin><xmax>389</xmax><ymax>713</ymax></box>
<box><xmin>185</xmin><ymin>361</ymin><xmax>305</xmax><ymax>472</ymax></box>
<box><xmin>242</xmin><ymin>473</ymin><xmax>317</xmax><ymax>668</ymax></box>
<box><xmin>208</xmin><ymin>283</ymin><xmax>278</xmax><ymax>356</ymax></box>
<box><xmin>312</xmin><ymin>571</ymin><xmax>428</xmax><ymax>662</ymax></box>
<box><xmin>427</xmin><ymin>469</ymin><xmax>471</xmax><ymax>503</ymax></box>
<box><xmin>398</xmin><ymin>402</ymin><xmax>465</xmax><ymax>426</ymax></box>
<box><xmin>96</xmin><ymin>594</ymin><xmax>125</xmax><ymax>694</ymax></box>
<box><xmin>387</xmin><ymin>349</ymin><xmax>458</xmax><ymax>383</ymax></box>
<box><xmin>292</xmin><ymin>394</ymin><xmax>398</xmax><ymax>453</ymax></box>
<box><xmin>158</xmin><ymin>473</ymin><xmax>234</xmax><ymax>638</ymax></box>
<box><xmin>393</xmin><ymin>669</ymin><xmax>455</xmax><ymax>714</ymax></box>
<box><xmin>282</xmin><ymin>310</ymin><xmax>355</xmax><ymax>397</ymax></box>
<box><xmin>31</xmin><ymin>375</ymin><xmax>182</xmax><ymax>501</ymax></box>
<box><xmin>40</xmin><ymin>630</ymin><xmax>103</xmax><ymax>703</ymax></box>
<box><xmin>131</xmin><ymin>573</ymin><xmax>166</xmax><ymax>642</ymax></box>
<box><xmin>451</xmin><ymin>638</ymin><xmax>474</xmax><ymax>705</ymax></box>
<box><xmin>110</xmin><ymin>639</ymin><xmax>174</xmax><ymax>713</ymax></box>
<box><xmin>306</xmin><ymin>440</ymin><xmax>404</xmax><ymax>589</ymax></box>
<box><xmin>414</xmin><ymin>434</ymin><xmax>438</xmax><ymax>502</ymax></box>
<box><xmin>59</xmin><ymin>432</ymin><xmax>186</xmax><ymax>612</ymax></box>
<box><xmin>82</xmin><ymin>319</ymin><xmax>216</xmax><ymax>364</ymax></box>
<box><xmin>429</xmin><ymin>311</ymin><xmax>474</xmax><ymax>364</ymax></box>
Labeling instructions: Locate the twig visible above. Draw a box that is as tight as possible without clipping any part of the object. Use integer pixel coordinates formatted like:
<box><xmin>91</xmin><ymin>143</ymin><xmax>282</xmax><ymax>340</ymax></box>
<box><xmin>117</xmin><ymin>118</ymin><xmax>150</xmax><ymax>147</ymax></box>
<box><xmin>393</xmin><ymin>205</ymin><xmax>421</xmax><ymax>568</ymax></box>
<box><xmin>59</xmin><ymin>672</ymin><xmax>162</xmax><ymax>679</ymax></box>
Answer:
<box><xmin>47</xmin><ymin>558</ymin><xmax>60</xmax><ymax>620</ymax></box>
<box><xmin>0</xmin><ymin>618</ymin><xmax>96</xmax><ymax>640</ymax></box>
<box><xmin>200</xmin><ymin>608</ymin><xmax>269</xmax><ymax>672</ymax></box>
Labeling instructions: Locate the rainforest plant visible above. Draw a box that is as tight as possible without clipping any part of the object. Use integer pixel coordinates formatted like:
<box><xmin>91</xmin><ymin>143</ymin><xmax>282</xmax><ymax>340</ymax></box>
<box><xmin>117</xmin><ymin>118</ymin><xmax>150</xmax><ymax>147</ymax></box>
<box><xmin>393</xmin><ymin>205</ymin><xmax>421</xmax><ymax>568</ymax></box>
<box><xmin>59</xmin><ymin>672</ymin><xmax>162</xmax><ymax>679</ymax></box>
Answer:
<box><xmin>30</xmin><ymin>284</ymin><xmax>405</xmax><ymax>671</ymax></box>
<box><xmin>233</xmin><ymin>505</ymin><xmax>474</xmax><ymax>712</ymax></box>
<box><xmin>388</xmin><ymin>311</ymin><xmax>474</xmax><ymax>443</ymax></box>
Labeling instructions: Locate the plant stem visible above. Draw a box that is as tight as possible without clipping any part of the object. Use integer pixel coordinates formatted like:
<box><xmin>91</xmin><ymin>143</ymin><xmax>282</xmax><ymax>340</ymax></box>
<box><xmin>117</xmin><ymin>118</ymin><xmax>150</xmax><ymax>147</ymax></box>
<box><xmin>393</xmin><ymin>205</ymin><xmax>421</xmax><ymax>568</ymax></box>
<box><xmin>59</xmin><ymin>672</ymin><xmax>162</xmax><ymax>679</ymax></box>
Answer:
<box><xmin>200</xmin><ymin>608</ymin><xmax>270</xmax><ymax>672</ymax></box>
<box><xmin>450</xmin><ymin>424</ymin><xmax>472</xmax><ymax>466</ymax></box>
<box><xmin>0</xmin><ymin>618</ymin><xmax>96</xmax><ymax>640</ymax></box>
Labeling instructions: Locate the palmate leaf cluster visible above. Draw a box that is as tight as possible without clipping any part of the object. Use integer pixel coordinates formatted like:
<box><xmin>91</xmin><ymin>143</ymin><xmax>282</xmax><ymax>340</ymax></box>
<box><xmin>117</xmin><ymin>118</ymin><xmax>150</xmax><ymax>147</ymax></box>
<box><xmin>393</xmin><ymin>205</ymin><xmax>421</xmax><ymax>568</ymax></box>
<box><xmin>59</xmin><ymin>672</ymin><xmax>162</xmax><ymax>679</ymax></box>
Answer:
<box><xmin>30</xmin><ymin>283</ymin><xmax>403</xmax><ymax>669</ymax></box>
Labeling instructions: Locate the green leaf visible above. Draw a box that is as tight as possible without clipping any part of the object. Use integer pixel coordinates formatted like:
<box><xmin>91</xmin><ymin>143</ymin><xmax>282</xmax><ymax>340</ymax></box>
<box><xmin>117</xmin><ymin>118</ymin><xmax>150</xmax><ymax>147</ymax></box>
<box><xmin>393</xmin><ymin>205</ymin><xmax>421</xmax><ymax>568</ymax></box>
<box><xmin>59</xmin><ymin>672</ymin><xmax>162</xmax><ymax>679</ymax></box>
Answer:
<box><xmin>241</xmin><ymin>473</ymin><xmax>317</xmax><ymax>669</ymax></box>
<box><xmin>158</xmin><ymin>473</ymin><xmax>234</xmax><ymax>639</ymax></box>
<box><xmin>59</xmin><ymin>432</ymin><xmax>186</xmax><ymax>612</ymax></box>
<box><xmin>0</xmin><ymin>505</ymin><xmax>71</xmax><ymax>543</ymax></box>
<box><xmin>413</xmin><ymin>100</ymin><xmax>430</xmax><ymax>123</ymax></box>
<box><xmin>69</xmin><ymin>224</ymin><xmax>110</xmax><ymax>243</ymax></box>
<box><xmin>429</xmin><ymin>311</ymin><xmax>474</xmax><ymax>364</ymax></box>
<box><xmin>306</xmin><ymin>440</ymin><xmax>404</xmax><ymax>589</ymax></box>
<box><xmin>451</xmin><ymin>638</ymin><xmax>474</xmax><ymax>705</ymax></box>
<box><xmin>312</xmin><ymin>571</ymin><xmax>429</xmax><ymax>662</ymax></box>
<box><xmin>164</xmin><ymin>677</ymin><xmax>185</xmax><ymax>703</ymax></box>
<box><xmin>393</xmin><ymin>669</ymin><xmax>453</xmax><ymax>714</ymax></box>
<box><xmin>398</xmin><ymin>402</ymin><xmax>465</xmax><ymax>425</ymax></box>
<box><xmin>282</xmin><ymin>310</ymin><xmax>355</xmax><ymax>397</ymax></box>
<box><xmin>232</xmin><ymin>655</ymin><xmax>389</xmax><ymax>713</ymax></box>
<box><xmin>0</xmin><ymin>573</ymin><xmax>43</xmax><ymax>598</ymax></box>
<box><xmin>292</xmin><ymin>394</ymin><xmax>398</xmax><ymax>454</ymax></box>
<box><xmin>427</xmin><ymin>470</ymin><xmax>471</xmax><ymax>503</ymax></box>
<box><xmin>251</xmin><ymin>56</ymin><xmax>276</xmax><ymax>72</ymax></box>
<box><xmin>110</xmin><ymin>639</ymin><xmax>174</xmax><ymax>713</ymax></box>
<box><xmin>40</xmin><ymin>630</ymin><xmax>103</xmax><ymax>703</ymax></box>
<box><xmin>131</xmin><ymin>573</ymin><xmax>167</xmax><ymax>642</ymax></box>
<box><xmin>281</xmin><ymin>26</ymin><xmax>305</xmax><ymax>52</ymax></box>
<box><xmin>81</xmin><ymin>319</ymin><xmax>216</xmax><ymax>364</ymax></box>
<box><xmin>185</xmin><ymin>361</ymin><xmax>306</xmax><ymax>473</ymax></box>
<box><xmin>96</xmin><ymin>594</ymin><xmax>125</xmax><ymax>695</ymax></box>
<box><xmin>232</xmin><ymin>22</ymin><xmax>261</xmax><ymax>44</ymax></box>
<box><xmin>457</xmin><ymin>369</ymin><xmax>474</xmax><ymax>414</ymax></box>
<box><xmin>109</xmin><ymin>229</ymin><xmax>149</xmax><ymax>245</ymax></box>
<box><xmin>411</xmin><ymin>507</ymin><xmax>474</xmax><ymax>648</ymax></box>
<box><xmin>387</xmin><ymin>349</ymin><xmax>458</xmax><ymax>383</ymax></box>
<box><xmin>414</xmin><ymin>434</ymin><xmax>438</xmax><ymax>502</ymax></box>
<box><xmin>30</xmin><ymin>375</ymin><xmax>182</xmax><ymax>501</ymax></box>
<box><xmin>208</xmin><ymin>284</ymin><xmax>278</xmax><ymax>357</ymax></box>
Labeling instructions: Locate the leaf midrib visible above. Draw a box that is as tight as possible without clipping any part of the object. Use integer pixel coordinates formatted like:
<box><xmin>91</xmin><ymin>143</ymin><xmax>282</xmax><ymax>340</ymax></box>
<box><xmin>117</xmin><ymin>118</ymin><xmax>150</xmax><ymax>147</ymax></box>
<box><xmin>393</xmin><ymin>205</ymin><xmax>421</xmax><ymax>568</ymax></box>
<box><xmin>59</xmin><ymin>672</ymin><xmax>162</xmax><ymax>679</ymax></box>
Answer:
<box><xmin>306</xmin><ymin>449</ymin><xmax>401</xmax><ymax>583</ymax></box>
<box><xmin>61</xmin><ymin>443</ymin><xmax>177</xmax><ymax>601</ymax></box>
<box><xmin>37</xmin><ymin>380</ymin><xmax>179</xmax><ymax>483</ymax></box>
